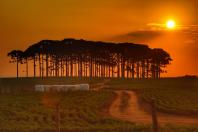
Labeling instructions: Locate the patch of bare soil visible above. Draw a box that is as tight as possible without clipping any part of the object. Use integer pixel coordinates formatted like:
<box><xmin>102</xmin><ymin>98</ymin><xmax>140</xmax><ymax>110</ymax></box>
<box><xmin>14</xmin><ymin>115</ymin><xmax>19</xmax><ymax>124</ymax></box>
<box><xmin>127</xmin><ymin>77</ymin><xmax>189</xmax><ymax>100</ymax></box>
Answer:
<box><xmin>108</xmin><ymin>90</ymin><xmax>198</xmax><ymax>125</ymax></box>
<box><xmin>91</xmin><ymin>79</ymin><xmax>110</xmax><ymax>91</ymax></box>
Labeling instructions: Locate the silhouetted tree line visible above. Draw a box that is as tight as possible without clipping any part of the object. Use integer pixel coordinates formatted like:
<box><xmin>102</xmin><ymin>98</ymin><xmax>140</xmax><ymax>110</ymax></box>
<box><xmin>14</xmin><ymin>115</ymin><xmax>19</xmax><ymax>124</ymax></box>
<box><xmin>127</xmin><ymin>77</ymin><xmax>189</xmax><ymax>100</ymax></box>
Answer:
<box><xmin>8</xmin><ymin>38</ymin><xmax>172</xmax><ymax>78</ymax></box>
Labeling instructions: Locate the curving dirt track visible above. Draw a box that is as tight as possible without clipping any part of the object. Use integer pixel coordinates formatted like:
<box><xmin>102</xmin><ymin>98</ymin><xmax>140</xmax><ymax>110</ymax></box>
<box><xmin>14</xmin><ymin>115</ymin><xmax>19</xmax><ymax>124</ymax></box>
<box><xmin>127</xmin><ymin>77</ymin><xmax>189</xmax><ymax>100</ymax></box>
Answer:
<box><xmin>108</xmin><ymin>90</ymin><xmax>198</xmax><ymax>125</ymax></box>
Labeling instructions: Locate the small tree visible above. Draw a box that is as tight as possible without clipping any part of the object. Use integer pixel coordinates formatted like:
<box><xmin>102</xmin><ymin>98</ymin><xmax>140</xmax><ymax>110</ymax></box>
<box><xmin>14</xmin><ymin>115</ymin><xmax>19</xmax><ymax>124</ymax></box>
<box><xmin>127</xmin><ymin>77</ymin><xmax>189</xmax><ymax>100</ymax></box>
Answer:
<box><xmin>7</xmin><ymin>50</ymin><xmax>23</xmax><ymax>78</ymax></box>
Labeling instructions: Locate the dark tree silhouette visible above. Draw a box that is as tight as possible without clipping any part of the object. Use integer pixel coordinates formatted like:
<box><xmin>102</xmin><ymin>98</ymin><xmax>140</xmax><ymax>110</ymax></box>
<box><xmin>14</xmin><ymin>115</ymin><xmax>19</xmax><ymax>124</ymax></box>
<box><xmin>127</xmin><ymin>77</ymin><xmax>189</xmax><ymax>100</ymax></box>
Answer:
<box><xmin>8</xmin><ymin>38</ymin><xmax>172</xmax><ymax>78</ymax></box>
<box><xmin>7</xmin><ymin>50</ymin><xmax>24</xmax><ymax>78</ymax></box>
<box><xmin>150</xmin><ymin>48</ymin><xmax>172</xmax><ymax>78</ymax></box>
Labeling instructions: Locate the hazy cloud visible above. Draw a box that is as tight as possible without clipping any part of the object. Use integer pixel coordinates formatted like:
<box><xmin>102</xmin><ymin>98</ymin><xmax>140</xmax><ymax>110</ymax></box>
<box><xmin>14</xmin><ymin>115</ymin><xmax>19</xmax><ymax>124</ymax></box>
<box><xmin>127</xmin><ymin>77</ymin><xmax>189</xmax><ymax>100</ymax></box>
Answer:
<box><xmin>110</xmin><ymin>27</ymin><xmax>198</xmax><ymax>76</ymax></box>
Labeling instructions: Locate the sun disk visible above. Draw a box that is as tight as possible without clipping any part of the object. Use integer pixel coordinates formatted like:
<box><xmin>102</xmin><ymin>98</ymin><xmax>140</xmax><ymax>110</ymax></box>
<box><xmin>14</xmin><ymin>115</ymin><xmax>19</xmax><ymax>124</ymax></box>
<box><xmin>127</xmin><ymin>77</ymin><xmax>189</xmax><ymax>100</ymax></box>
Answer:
<box><xmin>166</xmin><ymin>20</ymin><xmax>176</xmax><ymax>29</ymax></box>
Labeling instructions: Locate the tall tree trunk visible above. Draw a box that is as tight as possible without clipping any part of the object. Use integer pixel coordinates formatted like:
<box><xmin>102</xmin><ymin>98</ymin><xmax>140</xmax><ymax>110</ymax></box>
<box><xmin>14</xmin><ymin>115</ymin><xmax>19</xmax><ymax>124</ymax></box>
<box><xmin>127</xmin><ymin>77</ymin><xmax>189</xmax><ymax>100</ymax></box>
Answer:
<box><xmin>16</xmin><ymin>58</ymin><xmax>19</xmax><ymax>78</ymax></box>
<box><xmin>70</xmin><ymin>57</ymin><xmax>73</xmax><ymax>77</ymax></box>
<box><xmin>111</xmin><ymin>65</ymin><xmax>114</xmax><ymax>78</ymax></box>
<box><xmin>39</xmin><ymin>54</ymin><xmax>41</xmax><ymax>77</ymax></box>
<box><xmin>95</xmin><ymin>58</ymin><xmax>97</xmax><ymax>77</ymax></box>
<box><xmin>26</xmin><ymin>58</ymin><xmax>28</xmax><ymax>77</ymax></box>
<box><xmin>158</xmin><ymin>66</ymin><xmax>160</xmax><ymax>78</ymax></box>
<box><xmin>132</xmin><ymin>61</ymin><xmax>135</xmax><ymax>79</ymax></box>
<box><xmin>108</xmin><ymin>65</ymin><xmax>111</xmax><ymax>78</ymax></box>
<box><xmin>121</xmin><ymin>57</ymin><xmax>125</xmax><ymax>78</ymax></box>
<box><xmin>142</xmin><ymin>60</ymin><xmax>145</xmax><ymax>79</ymax></box>
<box><xmin>156</xmin><ymin>63</ymin><xmax>160</xmax><ymax>78</ymax></box>
<box><xmin>66</xmin><ymin>57</ymin><xmax>68</xmax><ymax>77</ymax></box>
<box><xmin>127</xmin><ymin>60</ymin><xmax>129</xmax><ymax>78</ymax></box>
<box><xmin>55</xmin><ymin>57</ymin><xmax>58</xmax><ymax>77</ymax></box>
<box><xmin>46</xmin><ymin>54</ymin><xmax>49</xmax><ymax>77</ymax></box>
<box><xmin>90</xmin><ymin>58</ymin><xmax>92</xmax><ymax>78</ymax></box>
<box><xmin>85</xmin><ymin>62</ymin><xmax>88</xmax><ymax>77</ymax></box>
<box><xmin>33</xmin><ymin>55</ymin><xmax>36</xmax><ymax>77</ymax></box>
<box><xmin>151</xmin><ymin>63</ymin><xmax>155</xmax><ymax>78</ymax></box>
<box><xmin>42</xmin><ymin>54</ymin><xmax>44</xmax><ymax>77</ymax></box>
<box><xmin>60</xmin><ymin>58</ymin><xmax>63</xmax><ymax>77</ymax></box>
<box><xmin>79</xmin><ymin>57</ymin><xmax>82</xmax><ymax>78</ymax></box>
<box><xmin>146</xmin><ymin>59</ymin><xmax>149</xmax><ymax>78</ymax></box>
<box><xmin>137</xmin><ymin>62</ymin><xmax>140</xmax><ymax>79</ymax></box>
<box><xmin>117</xmin><ymin>59</ymin><xmax>120</xmax><ymax>78</ymax></box>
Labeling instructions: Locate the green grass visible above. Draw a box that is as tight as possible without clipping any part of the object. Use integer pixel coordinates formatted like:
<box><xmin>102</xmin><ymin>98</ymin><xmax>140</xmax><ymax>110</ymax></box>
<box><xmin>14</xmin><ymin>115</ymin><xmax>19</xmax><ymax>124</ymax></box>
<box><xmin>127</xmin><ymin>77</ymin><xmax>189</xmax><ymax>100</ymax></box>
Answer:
<box><xmin>1</xmin><ymin>77</ymin><xmax>198</xmax><ymax>131</ymax></box>
<box><xmin>160</xmin><ymin>125</ymin><xmax>198</xmax><ymax>132</ymax></box>
<box><xmin>141</xmin><ymin>86</ymin><xmax>198</xmax><ymax>115</ymax></box>
<box><xmin>107</xmin><ymin>78</ymin><xmax>198</xmax><ymax>115</ymax></box>
<box><xmin>1</xmin><ymin>90</ymin><xmax>197</xmax><ymax>132</ymax></box>
<box><xmin>107</xmin><ymin>78</ymin><xmax>198</xmax><ymax>90</ymax></box>
<box><xmin>0</xmin><ymin>90</ymin><xmax>150</xmax><ymax>132</ymax></box>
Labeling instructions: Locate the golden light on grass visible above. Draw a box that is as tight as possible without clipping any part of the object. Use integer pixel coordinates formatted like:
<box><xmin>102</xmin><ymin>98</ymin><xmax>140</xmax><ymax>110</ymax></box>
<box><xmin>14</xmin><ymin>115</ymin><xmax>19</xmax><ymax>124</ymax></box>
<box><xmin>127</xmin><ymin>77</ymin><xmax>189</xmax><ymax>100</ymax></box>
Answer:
<box><xmin>166</xmin><ymin>20</ymin><xmax>176</xmax><ymax>29</ymax></box>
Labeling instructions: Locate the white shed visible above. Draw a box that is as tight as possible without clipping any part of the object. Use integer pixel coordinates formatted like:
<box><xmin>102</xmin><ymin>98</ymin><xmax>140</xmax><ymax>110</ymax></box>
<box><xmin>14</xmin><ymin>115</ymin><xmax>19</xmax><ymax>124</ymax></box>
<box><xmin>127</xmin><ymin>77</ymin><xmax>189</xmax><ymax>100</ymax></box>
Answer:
<box><xmin>35</xmin><ymin>84</ymin><xmax>89</xmax><ymax>92</ymax></box>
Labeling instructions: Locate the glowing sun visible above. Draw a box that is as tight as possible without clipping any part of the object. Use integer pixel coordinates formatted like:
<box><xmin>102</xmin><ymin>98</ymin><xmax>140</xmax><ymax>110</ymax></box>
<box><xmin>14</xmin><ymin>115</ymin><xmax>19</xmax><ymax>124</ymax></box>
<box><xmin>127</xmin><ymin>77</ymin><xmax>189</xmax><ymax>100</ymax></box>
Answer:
<box><xmin>166</xmin><ymin>20</ymin><xmax>176</xmax><ymax>29</ymax></box>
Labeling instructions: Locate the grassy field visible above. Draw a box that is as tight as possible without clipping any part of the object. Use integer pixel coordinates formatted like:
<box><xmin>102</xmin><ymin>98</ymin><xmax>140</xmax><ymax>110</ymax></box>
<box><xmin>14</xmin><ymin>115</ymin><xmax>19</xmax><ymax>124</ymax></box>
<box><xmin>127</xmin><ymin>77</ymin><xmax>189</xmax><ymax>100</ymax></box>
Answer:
<box><xmin>1</xmin><ymin>90</ymin><xmax>198</xmax><ymax>132</ymax></box>
<box><xmin>0</xmin><ymin>90</ymin><xmax>151</xmax><ymax>132</ymax></box>
<box><xmin>1</xmin><ymin>77</ymin><xmax>198</xmax><ymax>131</ymax></box>
<box><xmin>107</xmin><ymin>77</ymin><xmax>198</xmax><ymax>115</ymax></box>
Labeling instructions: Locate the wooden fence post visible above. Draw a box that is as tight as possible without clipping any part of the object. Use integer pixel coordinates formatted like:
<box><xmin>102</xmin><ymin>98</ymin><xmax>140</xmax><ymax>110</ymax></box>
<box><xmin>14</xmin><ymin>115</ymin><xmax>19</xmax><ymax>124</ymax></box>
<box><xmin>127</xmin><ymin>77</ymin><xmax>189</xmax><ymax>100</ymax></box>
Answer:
<box><xmin>55</xmin><ymin>104</ymin><xmax>60</xmax><ymax>132</ymax></box>
<box><xmin>151</xmin><ymin>100</ymin><xmax>159</xmax><ymax>132</ymax></box>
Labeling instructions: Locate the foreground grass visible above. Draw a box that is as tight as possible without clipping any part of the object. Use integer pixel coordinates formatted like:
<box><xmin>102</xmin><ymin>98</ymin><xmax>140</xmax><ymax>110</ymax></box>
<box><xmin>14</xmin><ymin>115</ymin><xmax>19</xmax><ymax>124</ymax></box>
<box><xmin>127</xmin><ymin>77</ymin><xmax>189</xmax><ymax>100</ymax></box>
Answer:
<box><xmin>1</xmin><ymin>90</ymin><xmax>198</xmax><ymax>132</ymax></box>
<box><xmin>0</xmin><ymin>90</ymin><xmax>150</xmax><ymax>132</ymax></box>
<box><xmin>1</xmin><ymin>77</ymin><xmax>198</xmax><ymax>131</ymax></box>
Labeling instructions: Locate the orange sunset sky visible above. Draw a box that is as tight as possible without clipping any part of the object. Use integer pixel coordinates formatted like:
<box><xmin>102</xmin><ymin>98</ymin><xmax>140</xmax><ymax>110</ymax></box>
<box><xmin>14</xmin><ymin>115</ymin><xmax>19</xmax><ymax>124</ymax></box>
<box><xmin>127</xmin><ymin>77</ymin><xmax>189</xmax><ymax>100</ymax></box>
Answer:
<box><xmin>1</xmin><ymin>0</ymin><xmax>198</xmax><ymax>77</ymax></box>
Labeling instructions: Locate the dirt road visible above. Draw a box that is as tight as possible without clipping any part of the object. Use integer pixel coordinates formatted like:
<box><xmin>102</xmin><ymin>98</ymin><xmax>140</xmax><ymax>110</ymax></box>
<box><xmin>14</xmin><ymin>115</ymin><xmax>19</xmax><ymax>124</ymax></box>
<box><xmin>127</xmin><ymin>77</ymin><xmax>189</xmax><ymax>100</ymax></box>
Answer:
<box><xmin>108</xmin><ymin>90</ymin><xmax>198</xmax><ymax>125</ymax></box>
